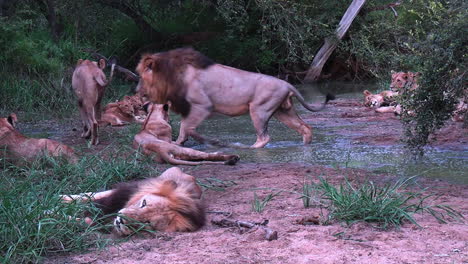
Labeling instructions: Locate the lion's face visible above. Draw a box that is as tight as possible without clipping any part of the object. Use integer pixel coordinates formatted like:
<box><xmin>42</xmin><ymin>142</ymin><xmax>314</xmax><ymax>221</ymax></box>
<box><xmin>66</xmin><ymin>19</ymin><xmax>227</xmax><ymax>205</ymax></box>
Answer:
<box><xmin>363</xmin><ymin>90</ymin><xmax>384</xmax><ymax>108</ymax></box>
<box><xmin>113</xmin><ymin>193</ymin><xmax>175</xmax><ymax>235</ymax></box>
<box><xmin>117</xmin><ymin>100</ymin><xmax>135</xmax><ymax>116</ymax></box>
<box><xmin>136</xmin><ymin>55</ymin><xmax>159</xmax><ymax>102</ymax></box>
<box><xmin>112</xmin><ymin>171</ymin><xmax>204</xmax><ymax>235</ymax></box>
<box><xmin>390</xmin><ymin>71</ymin><xmax>420</xmax><ymax>91</ymax></box>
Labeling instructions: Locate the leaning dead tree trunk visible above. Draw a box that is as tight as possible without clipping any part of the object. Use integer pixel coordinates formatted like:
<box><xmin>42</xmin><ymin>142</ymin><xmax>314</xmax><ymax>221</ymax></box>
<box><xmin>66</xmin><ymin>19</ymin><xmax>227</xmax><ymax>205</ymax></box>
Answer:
<box><xmin>304</xmin><ymin>0</ymin><xmax>367</xmax><ymax>82</ymax></box>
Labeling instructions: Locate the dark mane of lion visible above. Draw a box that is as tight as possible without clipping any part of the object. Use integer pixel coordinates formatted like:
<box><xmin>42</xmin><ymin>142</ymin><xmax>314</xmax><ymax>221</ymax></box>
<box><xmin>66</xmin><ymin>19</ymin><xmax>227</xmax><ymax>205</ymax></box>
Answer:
<box><xmin>179</xmin><ymin>204</ymin><xmax>206</xmax><ymax>230</ymax></box>
<box><xmin>86</xmin><ymin>181</ymin><xmax>139</xmax><ymax>217</ymax></box>
<box><xmin>142</xmin><ymin>47</ymin><xmax>215</xmax><ymax>117</ymax></box>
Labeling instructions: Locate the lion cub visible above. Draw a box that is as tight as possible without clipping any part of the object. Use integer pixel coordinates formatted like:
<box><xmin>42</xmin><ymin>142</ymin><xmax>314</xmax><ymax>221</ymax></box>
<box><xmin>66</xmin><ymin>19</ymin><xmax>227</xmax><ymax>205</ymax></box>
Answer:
<box><xmin>101</xmin><ymin>95</ymin><xmax>147</xmax><ymax>126</ymax></box>
<box><xmin>60</xmin><ymin>167</ymin><xmax>205</xmax><ymax>235</ymax></box>
<box><xmin>133</xmin><ymin>103</ymin><xmax>240</xmax><ymax>166</ymax></box>
<box><xmin>0</xmin><ymin>114</ymin><xmax>77</xmax><ymax>164</ymax></box>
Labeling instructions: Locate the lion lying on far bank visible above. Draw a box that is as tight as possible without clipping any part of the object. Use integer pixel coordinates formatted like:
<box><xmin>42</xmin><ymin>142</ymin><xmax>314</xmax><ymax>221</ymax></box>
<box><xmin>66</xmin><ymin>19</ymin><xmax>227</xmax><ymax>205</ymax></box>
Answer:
<box><xmin>61</xmin><ymin>167</ymin><xmax>205</xmax><ymax>235</ymax></box>
<box><xmin>133</xmin><ymin>103</ymin><xmax>240</xmax><ymax>166</ymax></box>
<box><xmin>0</xmin><ymin>113</ymin><xmax>77</xmax><ymax>164</ymax></box>
<box><xmin>136</xmin><ymin>47</ymin><xmax>334</xmax><ymax>148</ymax></box>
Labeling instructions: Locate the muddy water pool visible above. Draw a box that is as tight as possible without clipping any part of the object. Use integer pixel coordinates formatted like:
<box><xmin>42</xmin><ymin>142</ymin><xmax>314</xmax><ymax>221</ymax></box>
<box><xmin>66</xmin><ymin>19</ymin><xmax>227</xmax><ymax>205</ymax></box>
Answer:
<box><xmin>177</xmin><ymin>82</ymin><xmax>468</xmax><ymax>184</ymax></box>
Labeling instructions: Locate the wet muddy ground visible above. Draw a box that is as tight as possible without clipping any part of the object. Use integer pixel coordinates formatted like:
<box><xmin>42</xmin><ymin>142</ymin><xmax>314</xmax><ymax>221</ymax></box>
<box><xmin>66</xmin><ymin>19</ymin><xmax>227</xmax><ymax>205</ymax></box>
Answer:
<box><xmin>45</xmin><ymin>163</ymin><xmax>468</xmax><ymax>264</ymax></box>
<box><xmin>31</xmin><ymin>91</ymin><xmax>468</xmax><ymax>263</ymax></box>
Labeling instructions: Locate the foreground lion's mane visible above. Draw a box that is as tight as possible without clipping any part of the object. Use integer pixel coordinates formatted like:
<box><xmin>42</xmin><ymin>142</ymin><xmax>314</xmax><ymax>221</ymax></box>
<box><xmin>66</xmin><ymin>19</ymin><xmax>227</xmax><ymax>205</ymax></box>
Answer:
<box><xmin>87</xmin><ymin>175</ymin><xmax>205</xmax><ymax>232</ymax></box>
<box><xmin>137</xmin><ymin>47</ymin><xmax>214</xmax><ymax>117</ymax></box>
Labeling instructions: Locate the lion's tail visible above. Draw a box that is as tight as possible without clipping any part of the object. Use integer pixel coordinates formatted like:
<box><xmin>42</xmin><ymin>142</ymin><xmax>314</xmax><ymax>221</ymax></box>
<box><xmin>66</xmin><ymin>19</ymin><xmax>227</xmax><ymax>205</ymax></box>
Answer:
<box><xmin>288</xmin><ymin>85</ymin><xmax>335</xmax><ymax>112</ymax></box>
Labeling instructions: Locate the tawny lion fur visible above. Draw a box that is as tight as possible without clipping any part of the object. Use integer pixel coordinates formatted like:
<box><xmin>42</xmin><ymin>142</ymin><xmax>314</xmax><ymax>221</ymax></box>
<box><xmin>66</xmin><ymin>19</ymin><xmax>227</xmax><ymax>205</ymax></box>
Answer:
<box><xmin>0</xmin><ymin>113</ymin><xmax>77</xmax><ymax>164</ymax></box>
<box><xmin>135</xmin><ymin>47</ymin><xmax>333</xmax><ymax>148</ymax></box>
<box><xmin>72</xmin><ymin>59</ymin><xmax>110</xmax><ymax>145</ymax></box>
<box><xmin>363</xmin><ymin>90</ymin><xmax>398</xmax><ymax>109</ymax></box>
<box><xmin>100</xmin><ymin>95</ymin><xmax>147</xmax><ymax>126</ymax></box>
<box><xmin>133</xmin><ymin>103</ymin><xmax>240</xmax><ymax>166</ymax></box>
<box><xmin>390</xmin><ymin>71</ymin><xmax>420</xmax><ymax>91</ymax></box>
<box><xmin>61</xmin><ymin>167</ymin><xmax>205</xmax><ymax>235</ymax></box>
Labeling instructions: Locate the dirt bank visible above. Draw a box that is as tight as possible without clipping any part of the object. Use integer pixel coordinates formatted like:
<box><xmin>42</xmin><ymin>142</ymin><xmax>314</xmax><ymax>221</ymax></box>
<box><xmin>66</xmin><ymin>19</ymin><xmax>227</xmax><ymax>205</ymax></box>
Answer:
<box><xmin>46</xmin><ymin>163</ymin><xmax>467</xmax><ymax>264</ymax></box>
<box><xmin>15</xmin><ymin>97</ymin><xmax>467</xmax><ymax>263</ymax></box>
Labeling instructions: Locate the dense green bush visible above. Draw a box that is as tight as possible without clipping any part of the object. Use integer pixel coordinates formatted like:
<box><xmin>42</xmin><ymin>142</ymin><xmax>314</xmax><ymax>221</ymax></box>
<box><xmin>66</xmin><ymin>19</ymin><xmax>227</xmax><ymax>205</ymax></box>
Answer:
<box><xmin>0</xmin><ymin>0</ymin><xmax>466</xmax><ymax>151</ymax></box>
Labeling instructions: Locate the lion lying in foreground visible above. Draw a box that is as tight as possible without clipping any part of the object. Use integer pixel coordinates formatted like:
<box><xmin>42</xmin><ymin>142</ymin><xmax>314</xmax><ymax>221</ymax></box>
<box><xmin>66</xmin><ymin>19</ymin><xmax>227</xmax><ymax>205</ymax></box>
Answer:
<box><xmin>133</xmin><ymin>103</ymin><xmax>240</xmax><ymax>166</ymax></box>
<box><xmin>101</xmin><ymin>95</ymin><xmax>147</xmax><ymax>126</ymax></box>
<box><xmin>136</xmin><ymin>47</ymin><xmax>334</xmax><ymax>148</ymax></box>
<box><xmin>61</xmin><ymin>167</ymin><xmax>205</xmax><ymax>235</ymax></box>
<box><xmin>0</xmin><ymin>114</ymin><xmax>77</xmax><ymax>164</ymax></box>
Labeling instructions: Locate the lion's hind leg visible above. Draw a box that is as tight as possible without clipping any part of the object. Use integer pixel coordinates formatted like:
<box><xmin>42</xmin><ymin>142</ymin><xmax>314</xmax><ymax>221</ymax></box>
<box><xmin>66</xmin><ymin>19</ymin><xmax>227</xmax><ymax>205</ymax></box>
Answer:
<box><xmin>145</xmin><ymin>143</ymin><xmax>238</xmax><ymax>166</ymax></box>
<box><xmin>60</xmin><ymin>190</ymin><xmax>115</xmax><ymax>203</ymax></box>
<box><xmin>172</xmin><ymin>145</ymin><xmax>240</xmax><ymax>165</ymax></box>
<box><xmin>274</xmin><ymin>107</ymin><xmax>312</xmax><ymax>144</ymax></box>
<box><xmin>60</xmin><ymin>190</ymin><xmax>115</xmax><ymax>225</ymax></box>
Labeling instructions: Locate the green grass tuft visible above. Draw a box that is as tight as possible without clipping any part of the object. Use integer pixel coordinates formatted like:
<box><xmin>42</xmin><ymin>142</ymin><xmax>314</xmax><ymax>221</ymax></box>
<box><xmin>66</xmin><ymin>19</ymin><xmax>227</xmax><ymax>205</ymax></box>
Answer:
<box><xmin>316</xmin><ymin>177</ymin><xmax>464</xmax><ymax>229</ymax></box>
<box><xmin>251</xmin><ymin>191</ymin><xmax>281</xmax><ymax>213</ymax></box>
<box><xmin>0</xmin><ymin>150</ymin><xmax>160</xmax><ymax>263</ymax></box>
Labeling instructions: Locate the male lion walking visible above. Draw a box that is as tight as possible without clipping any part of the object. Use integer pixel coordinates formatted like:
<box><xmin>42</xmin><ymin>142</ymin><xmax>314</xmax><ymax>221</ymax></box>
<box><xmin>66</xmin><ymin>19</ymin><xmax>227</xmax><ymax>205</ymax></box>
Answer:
<box><xmin>136</xmin><ymin>48</ymin><xmax>333</xmax><ymax>148</ymax></box>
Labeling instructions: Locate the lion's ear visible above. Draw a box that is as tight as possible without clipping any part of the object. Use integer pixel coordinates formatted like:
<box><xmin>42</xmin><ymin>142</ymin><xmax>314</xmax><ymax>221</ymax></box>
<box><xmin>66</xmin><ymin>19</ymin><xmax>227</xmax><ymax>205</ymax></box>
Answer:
<box><xmin>7</xmin><ymin>113</ymin><xmax>18</xmax><ymax>128</ymax></box>
<box><xmin>98</xmin><ymin>59</ymin><xmax>106</xmax><ymax>70</ymax></box>
<box><xmin>158</xmin><ymin>180</ymin><xmax>178</xmax><ymax>197</ymax></box>
<box><xmin>143</xmin><ymin>57</ymin><xmax>155</xmax><ymax>72</ymax></box>
<box><xmin>142</xmin><ymin>102</ymin><xmax>151</xmax><ymax>113</ymax></box>
<box><xmin>76</xmin><ymin>59</ymin><xmax>84</xmax><ymax>66</ymax></box>
<box><xmin>163</xmin><ymin>104</ymin><xmax>169</xmax><ymax>112</ymax></box>
<box><xmin>363</xmin><ymin>90</ymin><xmax>371</xmax><ymax>96</ymax></box>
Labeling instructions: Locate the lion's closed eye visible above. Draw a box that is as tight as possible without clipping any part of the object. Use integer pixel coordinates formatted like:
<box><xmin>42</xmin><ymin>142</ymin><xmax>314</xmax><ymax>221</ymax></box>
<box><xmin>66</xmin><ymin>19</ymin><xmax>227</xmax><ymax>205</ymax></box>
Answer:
<box><xmin>140</xmin><ymin>199</ymin><xmax>147</xmax><ymax>208</ymax></box>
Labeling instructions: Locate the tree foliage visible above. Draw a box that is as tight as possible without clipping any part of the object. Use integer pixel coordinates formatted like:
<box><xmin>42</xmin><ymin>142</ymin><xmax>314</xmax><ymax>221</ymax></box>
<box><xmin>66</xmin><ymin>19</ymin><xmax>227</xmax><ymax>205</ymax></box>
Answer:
<box><xmin>0</xmin><ymin>0</ymin><xmax>466</xmax><ymax>151</ymax></box>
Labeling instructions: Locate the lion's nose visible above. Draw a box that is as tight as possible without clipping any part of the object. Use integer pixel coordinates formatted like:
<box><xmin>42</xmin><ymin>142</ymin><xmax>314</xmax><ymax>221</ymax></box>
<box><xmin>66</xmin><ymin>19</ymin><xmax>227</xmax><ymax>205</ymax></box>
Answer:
<box><xmin>114</xmin><ymin>216</ymin><xmax>125</xmax><ymax>228</ymax></box>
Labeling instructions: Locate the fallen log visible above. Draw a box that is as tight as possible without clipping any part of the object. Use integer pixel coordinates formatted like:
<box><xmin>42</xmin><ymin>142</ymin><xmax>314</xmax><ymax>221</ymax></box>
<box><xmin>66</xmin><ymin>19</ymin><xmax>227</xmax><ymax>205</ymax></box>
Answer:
<box><xmin>211</xmin><ymin>218</ymin><xmax>278</xmax><ymax>241</ymax></box>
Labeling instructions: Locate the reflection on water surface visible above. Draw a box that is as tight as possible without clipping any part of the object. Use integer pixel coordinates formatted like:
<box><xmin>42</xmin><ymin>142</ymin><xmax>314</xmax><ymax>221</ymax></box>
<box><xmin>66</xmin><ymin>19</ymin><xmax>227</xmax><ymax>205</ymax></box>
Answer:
<box><xmin>179</xmin><ymin>82</ymin><xmax>468</xmax><ymax>184</ymax></box>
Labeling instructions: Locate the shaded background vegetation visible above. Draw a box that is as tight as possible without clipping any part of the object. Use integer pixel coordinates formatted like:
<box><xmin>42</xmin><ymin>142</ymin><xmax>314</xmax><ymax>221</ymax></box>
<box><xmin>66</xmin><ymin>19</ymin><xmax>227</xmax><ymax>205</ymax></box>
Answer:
<box><xmin>0</xmin><ymin>1</ymin><xmax>466</xmax><ymax>262</ymax></box>
<box><xmin>0</xmin><ymin>0</ymin><xmax>466</xmax><ymax>151</ymax></box>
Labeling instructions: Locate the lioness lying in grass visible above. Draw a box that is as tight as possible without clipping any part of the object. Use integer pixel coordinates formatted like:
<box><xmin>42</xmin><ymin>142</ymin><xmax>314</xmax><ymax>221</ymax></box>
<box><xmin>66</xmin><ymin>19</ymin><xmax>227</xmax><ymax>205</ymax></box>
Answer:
<box><xmin>0</xmin><ymin>113</ymin><xmax>77</xmax><ymax>164</ymax></box>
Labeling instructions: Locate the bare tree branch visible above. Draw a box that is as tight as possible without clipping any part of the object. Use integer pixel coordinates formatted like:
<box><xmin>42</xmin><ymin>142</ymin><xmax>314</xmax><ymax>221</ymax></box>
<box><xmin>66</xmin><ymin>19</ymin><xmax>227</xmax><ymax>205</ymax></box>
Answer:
<box><xmin>304</xmin><ymin>0</ymin><xmax>367</xmax><ymax>82</ymax></box>
<box><xmin>91</xmin><ymin>52</ymin><xmax>140</xmax><ymax>82</ymax></box>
